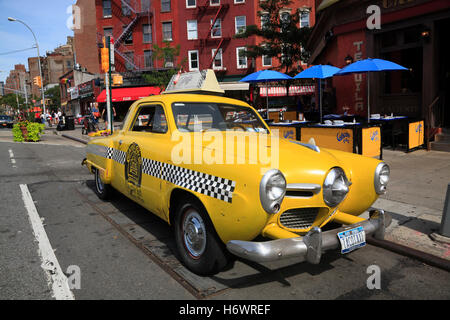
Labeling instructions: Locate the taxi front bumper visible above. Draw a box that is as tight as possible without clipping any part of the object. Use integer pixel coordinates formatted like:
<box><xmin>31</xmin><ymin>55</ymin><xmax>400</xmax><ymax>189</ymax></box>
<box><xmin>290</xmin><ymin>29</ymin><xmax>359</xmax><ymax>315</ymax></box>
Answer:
<box><xmin>226</xmin><ymin>209</ymin><xmax>390</xmax><ymax>264</ymax></box>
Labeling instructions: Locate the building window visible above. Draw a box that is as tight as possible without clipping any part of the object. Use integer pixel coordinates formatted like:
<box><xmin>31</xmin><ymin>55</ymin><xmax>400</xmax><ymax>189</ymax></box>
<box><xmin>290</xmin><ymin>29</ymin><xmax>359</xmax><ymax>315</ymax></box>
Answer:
<box><xmin>144</xmin><ymin>50</ymin><xmax>153</xmax><ymax>68</ymax></box>
<box><xmin>162</xmin><ymin>22</ymin><xmax>173</xmax><ymax>41</ymax></box>
<box><xmin>300</xmin><ymin>10</ymin><xmax>310</xmax><ymax>28</ymax></box>
<box><xmin>235</xmin><ymin>16</ymin><xmax>246</xmax><ymax>34</ymax></box>
<box><xmin>102</xmin><ymin>0</ymin><xmax>112</xmax><ymax>17</ymax></box>
<box><xmin>187</xmin><ymin>20</ymin><xmax>198</xmax><ymax>40</ymax></box>
<box><xmin>143</xmin><ymin>24</ymin><xmax>152</xmax><ymax>43</ymax></box>
<box><xmin>211</xmin><ymin>19</ymin><xmax>221</xmax><ymax>38</ymax></box>
<box><xmin>125</xmin><ymin>52</ymin><xmax>134</xmax><ymax>70</ymax></box>
<box><xmin>186</xmin><ymin>0</ymin><xmax>196</xmax><ymax>8</ymax></box>
<box><xmin>210</xmin><ymin>0</ymin><xmax>220</xmax><ymax>5</ymax></box>
<box><xmin>188</xmin><ymin>50</ymin><xmax>199</xmax><ymax>71</ymax></box>
<box><xmin>164</xmin><ymin>53</ymin><xmax>174</xmax><ymax>68</ymax></box>
<box><xmin>123</xmin><ymin>25</ymin><xmax>133</xmax><ymax>45</ymax></box>
<box><xmin>212</xmin><ymin>48</ymin><xmax>223</xmax><ymax>69</ymax></box>
<box><xmin>103</xmin><ymin>27</ymin><xmax>113</xmax><ymax>38</ymax></box>
<box><xmin>122</xmin><ymin>0</ymin><xmax>131</xmax><ymax>16</ymax></box>
<box><xmin>262</xmin><ymin>55</ymin><xmax>271</xmax><ymax>67</ymax></box>
<box><xmin>234</xmin><ymin>0</ymin><xmax>244</xmax><ymax>3</ymax></box>
<box><xmin>141</xmin><ymin>0</ymin><xmax>150</xmax><ymax>11</ymax></box>
<box><xmin>161</xmin><ymin>0</ymin><xmax>171</xmax><ymax>12</ymax></box>
<box><xmin>236</xmin><ymin>47</ymin><xmax>247</xmax><ymax>69</ymax></box>
<box><xmin>260</xmin><ymin>13</ymin><xmax>269</xmax><ymax>30</ymax></box>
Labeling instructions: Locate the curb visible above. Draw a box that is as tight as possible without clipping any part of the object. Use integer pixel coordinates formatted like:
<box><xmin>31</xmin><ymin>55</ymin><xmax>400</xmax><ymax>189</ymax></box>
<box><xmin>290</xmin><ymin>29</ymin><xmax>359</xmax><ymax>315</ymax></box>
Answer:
<box><xmin>368</xmin><ymin>237</ymin><xmax>450</xmax><ymax>272</ymax></box>
<box><xmin>61</xmin><ymin>134</ymin><xmax>88</xmax><ymax>145</ymax></box>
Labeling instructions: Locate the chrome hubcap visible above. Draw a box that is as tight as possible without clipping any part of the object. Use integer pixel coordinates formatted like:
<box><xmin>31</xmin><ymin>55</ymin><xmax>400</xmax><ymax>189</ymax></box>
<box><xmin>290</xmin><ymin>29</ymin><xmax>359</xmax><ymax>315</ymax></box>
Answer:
<box><xmin>182</xmin><ymin>209</ymin><xmax>206</xmax><ymax>258</ymax></box>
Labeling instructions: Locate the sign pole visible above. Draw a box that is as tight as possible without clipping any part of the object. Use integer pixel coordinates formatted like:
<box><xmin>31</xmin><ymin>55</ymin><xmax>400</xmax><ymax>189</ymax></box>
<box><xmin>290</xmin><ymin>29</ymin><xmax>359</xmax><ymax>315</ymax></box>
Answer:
<box><xmin>106</xmin><ymin>36</ymin><xmax>113</xmax><ymax>133</ymax></box>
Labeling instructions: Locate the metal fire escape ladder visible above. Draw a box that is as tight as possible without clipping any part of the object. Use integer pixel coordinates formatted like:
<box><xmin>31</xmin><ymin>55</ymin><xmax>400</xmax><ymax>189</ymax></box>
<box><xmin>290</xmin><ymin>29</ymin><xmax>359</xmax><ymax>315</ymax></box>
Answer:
<box><xmin>207</xmin><ymin>3</ymin><xmax>230</xmax><ymax>69</ymax></box>
<box><xmin>115</xmin><ymin>16</ymin><xmax>139</xmax><ymax>48</ymax></box>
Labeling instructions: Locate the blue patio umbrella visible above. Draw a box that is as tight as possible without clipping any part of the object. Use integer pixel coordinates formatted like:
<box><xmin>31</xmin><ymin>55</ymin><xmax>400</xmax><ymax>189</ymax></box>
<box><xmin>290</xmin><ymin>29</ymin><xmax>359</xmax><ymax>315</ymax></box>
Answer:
<box><xmin>240</xmin><ymin>70</ymin><xmax>292</xmax><ymax>117</ymax></box>
<box><xmin>335</xmin><ymin>58</ymin><xmax>408</xmax><ymax>123</ymax></box>
<box><xmin>294</xmin><ymin>65</ymin><xmax>341</xmax><ymax>123</ymax></box>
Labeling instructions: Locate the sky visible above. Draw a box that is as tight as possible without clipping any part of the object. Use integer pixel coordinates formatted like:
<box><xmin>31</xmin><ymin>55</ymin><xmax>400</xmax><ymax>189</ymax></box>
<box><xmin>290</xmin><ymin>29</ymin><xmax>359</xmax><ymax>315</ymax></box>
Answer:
<box><xmin>0</xmin><ymin>0</ymin><xmax>76</xmax><ymax>84</ymax></box>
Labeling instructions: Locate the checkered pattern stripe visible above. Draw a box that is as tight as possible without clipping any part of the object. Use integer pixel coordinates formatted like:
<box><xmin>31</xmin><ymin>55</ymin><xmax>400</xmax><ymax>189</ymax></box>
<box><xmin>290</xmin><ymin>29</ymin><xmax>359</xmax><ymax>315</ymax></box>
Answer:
<box><xmin>101</xmin><ymin>147</ymin><xmax>236</xmax><ymax>203</ymax></box>
<box><xmin>161</xmin><ymin>163</ymin><xmax>236</xmax><ymax>203</ymax></box>
<box><xmin>112</xmin><ymin>149</ymin><xmax>126</xmax><ymax>165</ymax></box>
<box><xmin>142</xmin><ymin>158</ymin><xmax>161</xmax><ymax>178</ymax></box>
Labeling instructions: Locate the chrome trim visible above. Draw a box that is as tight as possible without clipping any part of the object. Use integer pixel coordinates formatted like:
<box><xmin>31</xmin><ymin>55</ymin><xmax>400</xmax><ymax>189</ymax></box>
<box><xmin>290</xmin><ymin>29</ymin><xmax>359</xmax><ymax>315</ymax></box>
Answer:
<box><xmin>285</xmin><ymin>183</ymin><xmax>321</xmax><ymax>198</ymax></box>
<box><xmin>227</xmin><ymin>210</ymin><xmax>390</xmax><ymax>264</ymax></box>
<box><xmin>259</xmin><ymin>169</ymin><xmax>286</xmax><ymax>214</ymax></box>
<box><xmin>374</xmin><ymin>163</ymin><xmax>390</xmax><ymax>195</ymax></box>
<box><xmin>289</xmin><ymin>140</ymin><xmax>320</xmax><ymax>153</ymax></box>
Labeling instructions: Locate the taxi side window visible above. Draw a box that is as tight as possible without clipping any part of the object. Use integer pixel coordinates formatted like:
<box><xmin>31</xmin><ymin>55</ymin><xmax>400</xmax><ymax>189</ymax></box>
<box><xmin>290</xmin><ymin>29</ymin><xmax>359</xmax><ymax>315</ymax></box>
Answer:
<box><xmin>131</xmin><ymin>105</ymin><xmax>168</xmax><ymax>133</ymax></box>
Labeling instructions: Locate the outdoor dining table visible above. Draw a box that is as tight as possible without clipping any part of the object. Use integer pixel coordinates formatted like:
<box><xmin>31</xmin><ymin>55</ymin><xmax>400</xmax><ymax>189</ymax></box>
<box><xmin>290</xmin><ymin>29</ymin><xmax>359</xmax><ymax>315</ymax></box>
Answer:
<box><xmin>268</xmin><ymin>121</ymin><xmax>383</xmax><ymax>159</ymax></box>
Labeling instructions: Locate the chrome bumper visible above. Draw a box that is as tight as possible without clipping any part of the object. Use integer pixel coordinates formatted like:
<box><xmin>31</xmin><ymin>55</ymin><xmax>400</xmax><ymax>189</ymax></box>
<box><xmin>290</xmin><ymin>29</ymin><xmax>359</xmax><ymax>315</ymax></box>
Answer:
<box><xmin>226</xmin><ymin>210</ymin><xmax>390</xmax><ymax>264</ymax></box>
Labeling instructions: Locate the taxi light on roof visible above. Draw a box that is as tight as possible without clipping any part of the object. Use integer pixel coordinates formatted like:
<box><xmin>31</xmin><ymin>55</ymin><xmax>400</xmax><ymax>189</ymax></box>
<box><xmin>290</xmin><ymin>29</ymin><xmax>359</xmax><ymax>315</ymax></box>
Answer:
<box><xmin>163</xmin><ymin>69</ymin><xmax>225</xmax><ymax>95</ymax></box>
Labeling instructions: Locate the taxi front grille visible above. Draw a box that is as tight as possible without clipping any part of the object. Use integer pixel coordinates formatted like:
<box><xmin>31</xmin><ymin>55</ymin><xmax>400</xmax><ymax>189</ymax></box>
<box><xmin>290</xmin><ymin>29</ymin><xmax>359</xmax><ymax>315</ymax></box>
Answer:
<box><xmin>279</xmin><ymin>208</ymin><xmax>319</xmax><ymax>230</ymax></box>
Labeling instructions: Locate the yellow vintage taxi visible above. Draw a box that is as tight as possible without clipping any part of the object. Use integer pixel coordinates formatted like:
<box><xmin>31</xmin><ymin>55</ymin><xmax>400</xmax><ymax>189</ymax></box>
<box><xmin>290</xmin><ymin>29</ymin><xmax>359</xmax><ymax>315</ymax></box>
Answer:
<box><xmin>83</xmin><ymin>70</ymin><xmax>391</xmax><ymax>275</ymax></box>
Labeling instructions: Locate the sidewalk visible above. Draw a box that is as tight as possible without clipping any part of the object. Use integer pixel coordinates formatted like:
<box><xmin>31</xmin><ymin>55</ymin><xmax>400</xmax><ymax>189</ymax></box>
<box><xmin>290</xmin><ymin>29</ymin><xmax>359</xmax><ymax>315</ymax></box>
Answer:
<box><xmin>60</xmin><ymin>127</ymin><xmax>450</xmax><ymax>268</ymax></box>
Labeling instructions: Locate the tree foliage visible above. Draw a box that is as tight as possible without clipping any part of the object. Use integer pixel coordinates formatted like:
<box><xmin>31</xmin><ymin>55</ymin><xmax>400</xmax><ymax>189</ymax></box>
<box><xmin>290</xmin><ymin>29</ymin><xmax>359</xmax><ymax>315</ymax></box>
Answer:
<box><xmin>143</xmin><ymin>41</ymin><xmax>186</xmax><ymax>90</ymax></box>
<box><xmin>235</xmin><ymin>0</ymin><xmax>312</xmax><ymax>75</ymax></box>
<box><xmin>45</xmin><ymin>86</ymin><xmax>61</xmax><ymax>110</ymax></box>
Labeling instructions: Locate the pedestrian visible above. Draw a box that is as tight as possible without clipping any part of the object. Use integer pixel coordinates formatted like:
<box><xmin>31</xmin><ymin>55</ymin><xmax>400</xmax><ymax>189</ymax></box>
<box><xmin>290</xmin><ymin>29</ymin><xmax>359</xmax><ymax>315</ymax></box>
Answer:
<box><xmin>101</xmin><ymin>105</ymin><xmax>116</xmax><ymax>130</ymax></box>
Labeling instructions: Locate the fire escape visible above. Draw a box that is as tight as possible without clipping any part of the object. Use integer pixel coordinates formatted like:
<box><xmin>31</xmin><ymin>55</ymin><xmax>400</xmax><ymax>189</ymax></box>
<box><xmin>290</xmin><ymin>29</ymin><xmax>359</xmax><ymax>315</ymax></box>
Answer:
<box><xmin>97</xmin><ymin>0</ymin><xmax>152</xmax><ymax>72</ymax></box>
<box><xmin>196</xmin><ymin>0</ymin><xmax>230</xmax><ymax>71</ymax></box>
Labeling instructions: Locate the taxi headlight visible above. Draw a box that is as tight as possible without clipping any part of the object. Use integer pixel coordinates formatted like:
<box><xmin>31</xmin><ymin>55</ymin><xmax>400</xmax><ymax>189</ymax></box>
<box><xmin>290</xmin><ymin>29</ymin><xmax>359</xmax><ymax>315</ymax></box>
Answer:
<box><xmin>260</xmin><ymin>169</ymin><xmax>286</xmax><ymax>214</ymax></box>
<box><xmin>374</xmin><ymin>163</ymin><xmax>390</xmax><ymax>195</ymax></box>
<box><xmin>323</xmin><ymin>167</ymin><xmax>350</xmax><ymax>207</ymax></box>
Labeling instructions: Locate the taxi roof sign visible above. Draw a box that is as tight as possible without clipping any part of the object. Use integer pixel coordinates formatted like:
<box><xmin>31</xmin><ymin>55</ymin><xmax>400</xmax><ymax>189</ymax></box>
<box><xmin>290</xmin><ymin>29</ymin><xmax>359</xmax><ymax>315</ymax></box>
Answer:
<box><xmin>163</xmin><ymin>69</ymin><xmax>225</xmax><ymax>95</ymax></box>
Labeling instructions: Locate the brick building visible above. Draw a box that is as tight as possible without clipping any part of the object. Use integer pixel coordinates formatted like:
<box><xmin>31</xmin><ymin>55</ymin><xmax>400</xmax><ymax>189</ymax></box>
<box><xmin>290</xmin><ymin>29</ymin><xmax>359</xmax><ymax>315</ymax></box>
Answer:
<box><xmin>4</xmin><ymin>64</ymin><xmax>30</xmax><ymax>100</ymax></box>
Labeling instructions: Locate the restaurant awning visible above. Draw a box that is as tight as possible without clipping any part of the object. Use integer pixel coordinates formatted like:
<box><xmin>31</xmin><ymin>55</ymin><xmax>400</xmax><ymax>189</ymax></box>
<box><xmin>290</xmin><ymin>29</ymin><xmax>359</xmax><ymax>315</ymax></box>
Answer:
<box><xmin>259</xmin><ymin>86</ymin><xmax>315</xmax><ymax>97</ymax></box>
<box><xmin>96</xmin><ymin>86</ymin><xmax>161</xmax><ymax>103</ymax></box>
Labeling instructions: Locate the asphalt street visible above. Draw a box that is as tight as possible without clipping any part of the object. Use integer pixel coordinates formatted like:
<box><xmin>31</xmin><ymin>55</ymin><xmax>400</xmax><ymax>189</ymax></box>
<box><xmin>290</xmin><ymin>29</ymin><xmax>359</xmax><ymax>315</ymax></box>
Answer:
<box><xmin>0</xmin><ymin>131</ymin><xmax>449</xmax><ymax>300</ymax></box>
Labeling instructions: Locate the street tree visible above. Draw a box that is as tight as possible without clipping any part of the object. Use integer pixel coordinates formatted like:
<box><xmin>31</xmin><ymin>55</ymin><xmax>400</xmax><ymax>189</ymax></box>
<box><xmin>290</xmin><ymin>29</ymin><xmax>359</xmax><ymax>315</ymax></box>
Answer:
<box><xmin>143</xmin><ymin>41</ymin><xmax>186</xmax><ymax>91</ymax></box>
<box><xmin>234</xmin><ymin>0</ymin><xmax>312</xmax><ymax>75</ymax></box>
<box><xmin>45</xmin><ymin>86</ymin><xmax>61</xmax><ymax>110</ymax></box>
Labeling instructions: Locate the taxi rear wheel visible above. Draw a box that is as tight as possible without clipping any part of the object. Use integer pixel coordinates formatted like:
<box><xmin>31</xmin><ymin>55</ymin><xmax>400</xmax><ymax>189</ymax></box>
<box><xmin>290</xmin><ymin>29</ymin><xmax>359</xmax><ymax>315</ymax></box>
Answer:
<box><xmin>174</xmin><ymin>197</ymin><xmax>229</xmax><ymax>275</ymax></box>
<box><xmin>94</xmin><ymin>168</ymin><xmax>112</xmax><ymax>200</ymax></box>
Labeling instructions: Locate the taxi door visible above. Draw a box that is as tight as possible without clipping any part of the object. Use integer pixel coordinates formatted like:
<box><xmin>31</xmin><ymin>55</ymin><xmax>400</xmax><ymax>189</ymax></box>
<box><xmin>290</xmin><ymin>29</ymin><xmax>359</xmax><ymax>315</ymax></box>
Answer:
<box><xmin>112</xmin><ymin>103</ymin><xmax>169</xmax><ymax>219</ymax></box>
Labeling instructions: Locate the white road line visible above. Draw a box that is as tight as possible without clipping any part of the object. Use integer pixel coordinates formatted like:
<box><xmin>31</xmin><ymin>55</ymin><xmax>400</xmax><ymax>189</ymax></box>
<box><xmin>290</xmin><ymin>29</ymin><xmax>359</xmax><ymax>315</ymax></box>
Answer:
<box><xmin>11</xmin><ymin>158</ymin><xmax>16</xmax><ymax>164</ymax></box>
<box><xmin>8</xmin><ymin>149</ymin><xmax>14</xmax><ymax>158</ymax></box>
<box><xmin>20</xmin><ymin>184</ymin><xmax>75</xmax><ymax>300</ymax></box>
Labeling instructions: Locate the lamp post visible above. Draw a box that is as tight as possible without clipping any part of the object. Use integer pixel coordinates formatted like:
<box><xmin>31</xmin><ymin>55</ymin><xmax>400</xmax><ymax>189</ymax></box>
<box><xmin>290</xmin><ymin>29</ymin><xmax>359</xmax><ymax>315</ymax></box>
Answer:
<box><xmin>8</xmin><ymin>17</ymin><xmax>46</xmax><ymax>115</ymax></box>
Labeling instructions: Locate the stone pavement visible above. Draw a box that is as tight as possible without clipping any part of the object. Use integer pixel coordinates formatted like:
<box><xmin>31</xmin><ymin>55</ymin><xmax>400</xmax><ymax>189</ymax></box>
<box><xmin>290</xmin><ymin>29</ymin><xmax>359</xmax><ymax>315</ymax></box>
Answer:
<box><xmin>44</xmin><ymin>126</ymin><xmax>450</xmax><ymax>267</ymax></box>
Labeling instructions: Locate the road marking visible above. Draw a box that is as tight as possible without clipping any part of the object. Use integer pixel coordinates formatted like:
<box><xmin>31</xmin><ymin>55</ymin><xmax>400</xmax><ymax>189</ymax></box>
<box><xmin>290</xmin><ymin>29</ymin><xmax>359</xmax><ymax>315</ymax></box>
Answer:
<box><xmin>8</xmin><ymin>149</ymin><xmax>17</xmax><ymax>168</ymax></box>
<box><xmin>8</xmin><ymin>149</ymin><xmax>14</xmax><ymax>158</ymax></box>
<box><xmin>20</xmin><ymin>184</ymin><xmax>75</xmax><ymax>300</ymax></box>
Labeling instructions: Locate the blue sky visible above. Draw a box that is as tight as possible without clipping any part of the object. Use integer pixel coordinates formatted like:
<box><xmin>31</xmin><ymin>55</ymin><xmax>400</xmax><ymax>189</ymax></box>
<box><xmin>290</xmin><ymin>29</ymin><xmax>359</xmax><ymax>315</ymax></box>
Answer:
<box><xmin>0</xmin><ymin>0</ymin><xmax>76</xmax><ymax>83</ymax></box>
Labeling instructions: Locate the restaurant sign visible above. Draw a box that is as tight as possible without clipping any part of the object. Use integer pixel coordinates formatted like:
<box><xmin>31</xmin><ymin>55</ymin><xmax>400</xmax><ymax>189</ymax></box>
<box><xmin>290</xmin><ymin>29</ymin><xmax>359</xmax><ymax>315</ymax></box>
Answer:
<box><xmin>260</xmin><ymin>86</ymin><xmax>315</xmax><ymax>97</ymax></box>
<box><xmin>78</xmin><ymin>81</ymin><xmax>94</xmax><ymax>99</ymax></box>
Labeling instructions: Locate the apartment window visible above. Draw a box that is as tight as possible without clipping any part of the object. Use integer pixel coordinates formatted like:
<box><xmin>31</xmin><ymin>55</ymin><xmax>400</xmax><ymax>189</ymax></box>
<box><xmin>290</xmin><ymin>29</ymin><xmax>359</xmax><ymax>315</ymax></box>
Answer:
<box><xmin>164</xmin><ymin>53</ymin><xmax>174</xmax><ymax>68</ymax></box>
<box><xmin>211</xmin><ymin>19</ymin><xmax>221</xmax><ymax>38</ymax></box>
<box><xmin>210</xmin><ymin>0</ymin><xmax>220</xmax><ymax>5</ymax></box>
<box><xmin>188</xmin><ymin>50</ymin><xmax>199</xmax><ymax>71</ymax></box>
<box><xmin>186</xmin><ymin>0</ymin><xmax>196</xmax><ymax>8</ymax></box>
<box><xmin>122</xmin><ymin>0</ymin><xmax>131</xmax><ymax>16</ymax></box>
<box><xmin>234</xmin><ymin>0</ymin><xmax>245</xmax><ymax>3</ymax></box>
<box><xmin>236</xmin><ymin>47</ymin><xmax>247</xmax><ymax>69</ymax></box>
<box><xmin>186</xmin><ymin>20</ymin><xmax>198</xmax><ymax>40</ymax></box>
<box><xmin>143</xmin><ymin>24</ymin><xmax>152</xmax><ymax>43</ymax></box>
<box><xmin>212</xmin><ymin>48</ymin><xmax>223</xmax><ymax>69</ymax></box>
<box><xmin>300</xmin><ymin>10</ymin><xmax>310</xmax><ymax>28</ymax></box>
<box><xmin>144</xmin><ymin>50</ymin><xmax>153</xmax><ymax>68</ymax></box>
<box><xmin>260</xmin><ymin>13</ymin><xmax>269</xmax><ymax>30</ymax></box>
<box><xmin>125</xmin><ymin>52</ymin><xmax>134</xmax><ymax>70</ymax></box>
<box><xmin>161</xmin><ymin>0</ymin><xmax>171</xmax><ymax>12</ymax></box>
<box><xmin>141</xmin><ymin>0</ymin><xmax>150</xmax><ymax>11</ymax></box>
<box><xmin>102</xmin><ymin>0</ymin><xmax>112</xmax><ymax>17</ymax></box>
<box><xmin>262</xmin><ymin>54</ymin><xmax>272</xmax><ymax>67</ymax></box>
<box><xmin>123</xmin><ymin>25</ymin><xmax>133</xmax><ymax>45</ymax></box>
<box><xmin>103</xmin><ymin>27</ymin><xmax>113</xmax><ymax>38</ymax></box>
<box><xmin>235</xmin><ymin>16</ymin><xmax>246</xmax><ymax>34</ymax></box>
<box><xmin>162</xmin><ymin>22</ymin><xmax>173</xmax><ymax>41</ymax></box>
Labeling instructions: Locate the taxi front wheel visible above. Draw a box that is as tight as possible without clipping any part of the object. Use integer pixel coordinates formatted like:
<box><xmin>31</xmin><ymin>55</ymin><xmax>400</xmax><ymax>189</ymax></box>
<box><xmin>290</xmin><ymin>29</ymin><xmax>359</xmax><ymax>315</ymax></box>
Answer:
<box><xmin>174</xmin><ymin>197</ymin><xmax>230</xmax><ymax>275</ymax></box>
<box><xmin>94</xmin><ymin>168</ymin><xmax>112</xmax><ymax>200</ymax></box>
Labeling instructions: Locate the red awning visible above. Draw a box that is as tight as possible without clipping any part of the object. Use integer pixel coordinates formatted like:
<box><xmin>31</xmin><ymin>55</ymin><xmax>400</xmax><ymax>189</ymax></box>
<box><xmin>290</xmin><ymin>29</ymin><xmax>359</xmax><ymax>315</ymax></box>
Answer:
<box><xmin>96</xmin><ymin>86</ymin><xmax>161</xmax><ymax>103</ymax></box>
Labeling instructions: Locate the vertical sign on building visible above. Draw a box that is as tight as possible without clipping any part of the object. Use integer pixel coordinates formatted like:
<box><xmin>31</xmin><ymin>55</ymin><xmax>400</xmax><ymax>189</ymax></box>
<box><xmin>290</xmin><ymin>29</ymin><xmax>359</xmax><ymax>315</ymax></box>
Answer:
<box><xmin>353</xmin><ymin>41</ymin><xmax>364</xmax><ymax>112</ymax></box>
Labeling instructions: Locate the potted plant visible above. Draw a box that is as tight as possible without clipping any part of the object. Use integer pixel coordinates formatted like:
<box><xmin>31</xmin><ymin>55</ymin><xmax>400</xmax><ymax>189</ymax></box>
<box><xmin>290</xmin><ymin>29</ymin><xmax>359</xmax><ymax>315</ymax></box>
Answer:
<box><xmin>12</xmin><ymin>121</ymin><xmax>45</xmax><ymax>142</ymax></box>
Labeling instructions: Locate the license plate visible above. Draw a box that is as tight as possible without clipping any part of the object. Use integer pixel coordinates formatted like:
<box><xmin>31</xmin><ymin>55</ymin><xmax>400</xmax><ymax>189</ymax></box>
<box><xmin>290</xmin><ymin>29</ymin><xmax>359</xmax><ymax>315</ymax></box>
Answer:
<box><xmin>337</xmin><ymin>226</ymin><xmax>366</xmax><ymax>254</ymax></box>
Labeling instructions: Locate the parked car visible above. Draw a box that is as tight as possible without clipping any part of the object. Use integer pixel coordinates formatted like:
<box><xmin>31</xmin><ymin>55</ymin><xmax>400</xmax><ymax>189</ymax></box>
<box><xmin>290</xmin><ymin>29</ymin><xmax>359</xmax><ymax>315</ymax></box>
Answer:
<box><xmin>83</xmin><ymin>78</ymin><xmax>390</xmax><ymax>276</ymax></box>
<box><xmin>0</xmin><ymin>115</ymin><xmax>14</xmax><ymax>128</ymax></box>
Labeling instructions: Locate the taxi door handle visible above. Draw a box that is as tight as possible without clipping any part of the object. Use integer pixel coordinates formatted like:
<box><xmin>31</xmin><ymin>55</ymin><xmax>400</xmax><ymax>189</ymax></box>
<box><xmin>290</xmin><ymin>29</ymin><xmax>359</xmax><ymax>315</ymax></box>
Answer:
<box><xmin>119</xmin><ymin>140</ymin><xmax>123</xmax><ymax>146</ymax></box>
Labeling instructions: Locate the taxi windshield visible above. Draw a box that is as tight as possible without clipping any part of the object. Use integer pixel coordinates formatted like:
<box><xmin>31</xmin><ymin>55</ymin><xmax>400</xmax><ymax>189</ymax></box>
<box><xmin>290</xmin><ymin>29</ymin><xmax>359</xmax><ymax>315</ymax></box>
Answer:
<box><xmin>172</xmin><ymin>102</ymin><xmax>269</xmax><ymax>133</ymax></box>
